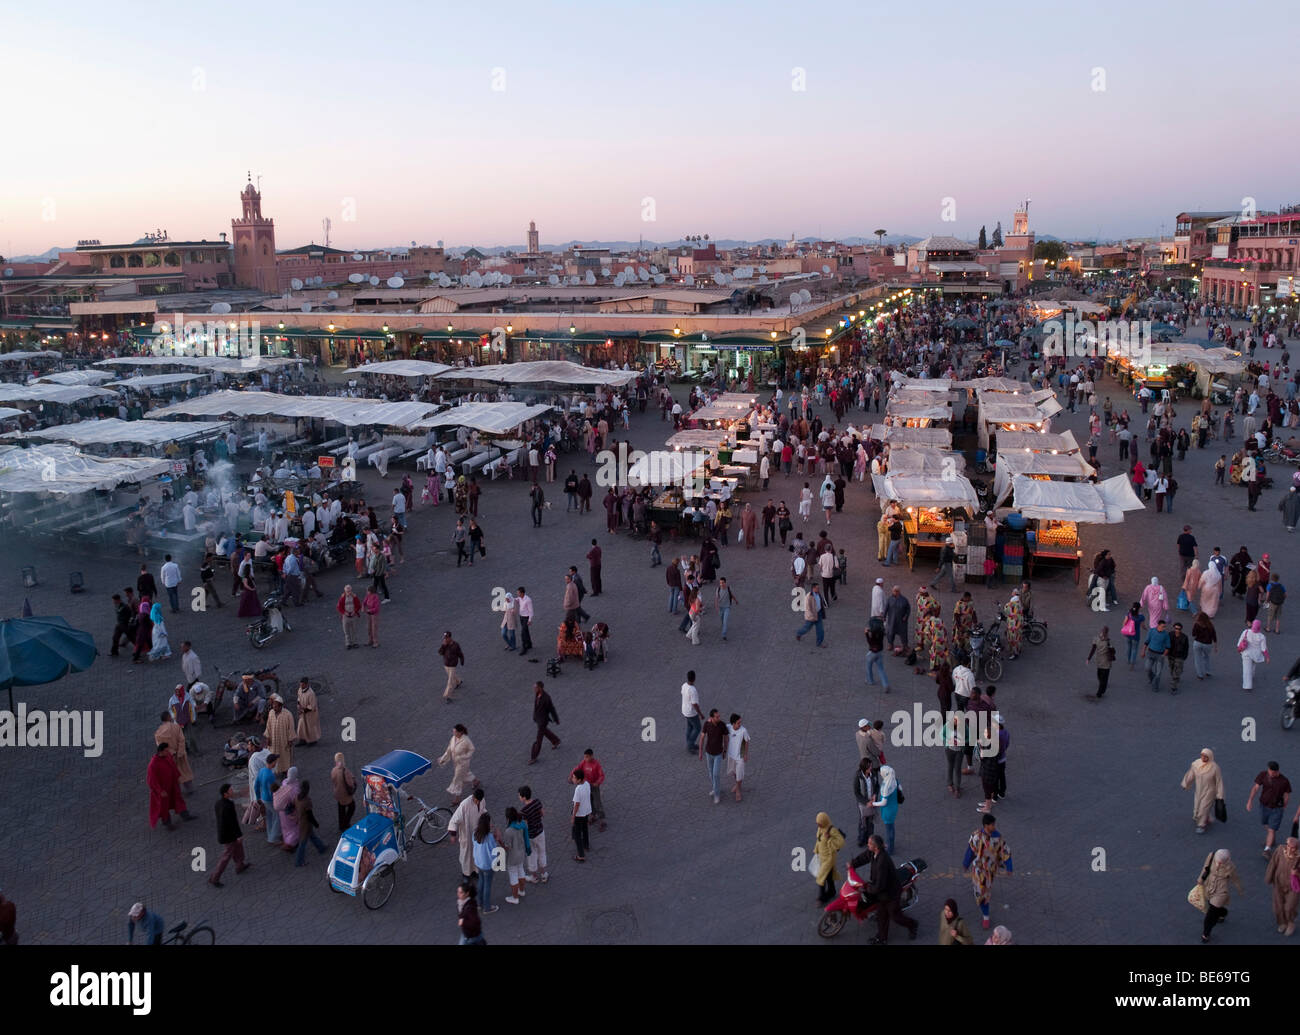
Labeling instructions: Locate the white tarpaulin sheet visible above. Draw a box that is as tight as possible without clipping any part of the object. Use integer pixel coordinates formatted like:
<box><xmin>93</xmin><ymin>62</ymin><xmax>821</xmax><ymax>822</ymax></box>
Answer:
<box><xmin>667</xmin><ymin>429</ymin><xmax>730</xmax><ymax>450</ymax></box>
<box><xmin>96</xmin><ymin>355</ymin><xmax>296</xmax><ymax>374</ymax></box>
<box><xmin>894</xmin><ymin>377</ymin><xmax>959</xmax><ymax>391</ymax></box>
<box><xmin>413</xmin><ymin>402</ymin><xmax>553</xmax><ymax>434</ymax></box>
<box><xmin>108</xmin><ymin>373</ymin><xmax>207</xmax><ymax>389</ymax></box>
<box><xmin>994</xmin><ymin>452</ymin><xmax>1096</xmax><ymax>506</ymax></box>
<box><xmin>871</xmin><ymin>473</ymin><xmax>978</xmax><ymax>511</ymax></box>
<box><xmin>0</xmin><ymin>351</ymin><xmax>59</xmax><ymax>363</ymax></box>
<box><xmin>626</xmin><ymin>450</ymin><xmax>706</xmax><ymax>487</ymax></box>
<box><xmin>995</xmin><ymin>430</ymin><xmax>1080</xmax><ymax>454</ymax></box>
<box><xmin>0</xmin><ymin>408</ymin><xmax>26</xmax><ymax>421</ymax></box>
<box><xmin>961</xmin><ymin>376</ymin><xmax>1034</xmax><ymax>393</ymax></box>
<box><xmin>347</xmin><ymin>360</ymin><xmax>453</xmax><ymax>378</ymax></box>
<box><xmin>33</xmin><ymin>370</ymin><xmax>115</xmax><ymax>386</ymax></box>
<box><xmin>150</xmin><ymin>390</ymin><xmax>438</xmax><ymax>428</ymax></box>
<box><xmin>1011</xmin><ymin>473</ymin><xmax>1142</xmax><ymax>524</ymax></box>
<box><xmin>0</xmin><ymin>443</ymin><xmax>170</xmax><ymax>494</ymax></box>
<box><xmin>883</xmin><ymin>400</ymin><xmax>952</xmax><ymax>421</ymax></box>
<box><xmin>692</xmin><ymin>404</ymin><xmax>756</xmax><ymax>422</ymax></box>
<box><xmin>884</xmin><ymin>447</ymin><xmax>964</xmax><ymax>477</ymax></box>
<box><xmin>0</xmin><ymin>383</ymin><xmax>117</xmax><ymax>405</ymax></box>
<box><xmin>714</xmin><ymin>392</ymin><xmax>759</xmax><ymax>407</ymax></box>
<box><xmin>980</xmin><ymin>399</ymin><xmax>1051</xmax><ymax>425</ymax></box>
<box><xmin>23</xmin><ymin>418</ymin><xmax>230</xmax><ymax>447</ymax></box>
<box><xmin>436</xmin><ymin>361</ymin><xmax>637</xmax><ymax>387</ymax></box>
<box><xmin>868</xmin><ymin>425</ymin><xmax>952</xmax><ymax>448</ymax></box>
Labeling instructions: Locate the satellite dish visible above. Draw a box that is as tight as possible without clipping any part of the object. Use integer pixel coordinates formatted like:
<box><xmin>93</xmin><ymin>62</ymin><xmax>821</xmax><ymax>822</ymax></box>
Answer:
<box><xmin>369</xmin><ymin>276</ymin><xmax>380</xmax><ymax>286</ymax></box>
<box><xmin>801</xmin><ymin>289</ymin><xmax>813</xmax><ymax>304</ymax></box>
<box><xmin>653</xmin><ymin>274</ymin><xmax>665</xmax><ymax>284</ymax></box>
<box><xmin>312</xmin><ymin>276</ymin><xmax>322</xmax><ymax>285</ymax></box>
<box><xmin>822</xmin><ymin>265</ymin><xmax>831</xmax><ymax>275</ymax></box>
<box><xmin>585</xmin><ymin>270</ymin><xmax>596</xmax><ymax>285</ymax></box>
<box><xmin>436</xmin><ymin>240</ymin><xmax>444</xmax><ymax>248</ymax></box>
<box><xmin>2</xmin><ymin>269</ymin><xmax>12</xmax><ymax>278</ymax></box>
<box><xmin>624</xmin><ymin>266</ymin><xmax>635</xmax><ymax>276</ymax></box>
<box><xmin>301</xmin><ymin>303</ymin><xmax>312</xmax><ymax>313</ymax></box>
<box><xmin>638</xmin><ymin>269</ymin><xmax>650</xmax><ymax>282</ymax></box>
<box><xmin>352</xmin><ymin>252</ymin><xmax>364</xmax><ymax>261</ymax></box>
<box><xmin>714</xmin><ymin>272</ymin><xmax>728</xmax><ymax>285</ymax></box>
<box><xmin>649</xmin><ymin>265</ymin><xmax>659</xmax><ymax>275</ymax></box>
<box><xmin>209</xmin><ymin>301</ymin><xmax>232</xmax><ymax>314</ymax></box>
<box><xmin>759</xmin><ymin>275</ymin><xmax>768</xmax><ymax>283</ymax></box>
<box><xmin>759</xmin><ymin>265</ymin><xmax>767</xmax><ymax>274</ymax></box>
<box><xmin>290</xmin><ymin>278</ymin><xmax>304</xmax><ymax>291</ymax></box>
<box><xmin>349</xmin><ymin>273</ymin><xmax>364</xmax><ymax>283</ymax></box>
<box><xmin>438</xmin><ymin>274</ymin><xmax>452</xmax><ymax>287</ymax></box>
<box><xmin>613</xmin><ymin>273</ymin><xmax>626</xmax><ymax>287</ymax></box>
<box><xmin>387</xmin><ymin>276</ymin><xmax>404</xmax><ymax>288</ymax></box>
<box><xmin>684</xmin><ymin>274</ymin><xmax>695</xmax><ymax>286</ymax></box>
<box><xmin>327</xmin><ymin>290</ymin><xmax>339</xmax><ymax>299</ymax></box>
<box><xmin>548</xmin><ymin>274</ymin><xmax>560</xmax><ymax>286</ymax></box>
<box><xmin>501</xmin><ymin>274</ymin><xmax>512</xmax><ymax>285</ymax></box>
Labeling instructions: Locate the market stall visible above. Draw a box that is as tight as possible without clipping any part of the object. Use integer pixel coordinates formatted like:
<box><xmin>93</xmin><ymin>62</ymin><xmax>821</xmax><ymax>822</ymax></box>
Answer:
<box><xmin>434</xmin><ymin>360</ymin><xmax>638</xmax><ymax>388</ymax></box>
<box><xmin>872</xmin><ymin>473</ymin><xmax>979</xmax><ymax>571</ymax></box>
<box><xmin>976</xmin><ymin>394</ymin><xmax>1055</xmax><ymax>451</ymax></box>
<box><xmin>1010</xmin><ymin>474</ymin><xmax>1143</xmax><ymax>581</ymax></box>
<box><xmin>868</xmin><ymin>425</ymin><xmax>953</xmax><ymax>449</ymax></box>
<box><xmin>881</xmin><ymin>446</ymin><xmax>965</xmax><ymax>478</ymax></box>
<box><xmin>18</xmin><ymin>418</ymin><xmax>231</xmax><ymax>453</ymax></box>
<box><xmin>992</xmin><ymin>451</ymin><xmax>1096</xmax><ymax>508</ymax></box>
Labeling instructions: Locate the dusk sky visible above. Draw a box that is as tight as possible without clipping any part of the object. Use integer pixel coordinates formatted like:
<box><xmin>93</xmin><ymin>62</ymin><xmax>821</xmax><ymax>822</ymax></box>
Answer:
<box><xmin>3</xmin><ymin>0</ymin><xmax>1297</xmax><ymax>258</ymax></box>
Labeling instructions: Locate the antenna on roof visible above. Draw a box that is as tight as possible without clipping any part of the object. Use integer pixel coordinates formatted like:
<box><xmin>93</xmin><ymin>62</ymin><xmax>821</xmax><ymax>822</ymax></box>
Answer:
<box><xmin>322</xmin><ymin>217</ymin><xmax>332</xmax><ymax>249</ymax></box>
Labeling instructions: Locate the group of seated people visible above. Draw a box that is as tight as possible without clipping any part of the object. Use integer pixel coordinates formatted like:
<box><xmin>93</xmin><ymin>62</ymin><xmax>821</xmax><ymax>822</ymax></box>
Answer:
<box><xmin>556</xmin><ymin>618</ymin><xmax>611</xmax><ymax>666</ymax></box>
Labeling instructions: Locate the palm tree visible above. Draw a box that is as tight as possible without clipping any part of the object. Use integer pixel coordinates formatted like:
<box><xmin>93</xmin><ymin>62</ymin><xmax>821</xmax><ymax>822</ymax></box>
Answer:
<box><xmin>874</xmin><ymin>229</ymin><xmax>887</xmax><ymax>248</ymax></box>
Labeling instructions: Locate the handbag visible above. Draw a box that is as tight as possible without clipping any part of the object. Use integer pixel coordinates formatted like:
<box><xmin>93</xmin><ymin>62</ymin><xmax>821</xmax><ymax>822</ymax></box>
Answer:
<box><xmin>1176</xmin><ymin>589</ymin><xmax>1190</xmax><ymax>611</ymax></box>
<box><xmin>895</xmin><ymin>787</ymin><xmax>905</xmax><ymax>805</ymax></box>
<box><xmin>1120</xmin><ymin>615</ymin><xmax>1136</xmax><ymax>637</ymax></box>
<box><xmin>1188</xmin><ymin>884</ymin><xmax>1207</xmax><ymax>912</ymax></box>
<box><xmin>1214</xmin><ymin>797</ymin><xmax>1228</xmax><ymax>823</ymax></box>
<box><xmin>1291</xmin><ymin>871</ymin><xmax>1300</xmax><ymax>895</ymax></box>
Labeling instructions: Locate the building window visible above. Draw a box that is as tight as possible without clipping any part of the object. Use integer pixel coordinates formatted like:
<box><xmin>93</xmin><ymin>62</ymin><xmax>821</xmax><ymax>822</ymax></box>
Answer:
<box><xmin>164</xmin><ymin>252</ymin><xmax>180</xmax><ymax>267</ymax></box>
<box><xmin>111</xmin><ymin>255</ymin><xmax>126</xmax><ymax>269</ymax></box>
<box><xmin>128</xmin><ymin>254</ymin><xmax>143</xmax><ymax>268</ymax></box>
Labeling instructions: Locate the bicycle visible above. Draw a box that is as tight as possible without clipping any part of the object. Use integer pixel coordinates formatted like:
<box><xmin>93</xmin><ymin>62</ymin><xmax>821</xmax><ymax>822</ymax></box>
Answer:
<box><xmin>161</xmin><ymin>919</ymin><xmax>216</xmax><ymax>945</ymax></box>
<box><xmin>404</xmin><ymin>792</ymin><xmax>453</xmax><ymax>845</ymax></box>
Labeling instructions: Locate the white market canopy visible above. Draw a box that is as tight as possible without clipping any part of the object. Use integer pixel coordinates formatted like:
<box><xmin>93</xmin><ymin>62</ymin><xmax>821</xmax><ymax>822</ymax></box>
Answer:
<box><xmin>21</xmin><ymin>418</ymin><xmax>231</xmax><ymax>448</ymax></box>
<box><xmin>894</xmin><ymin>376</ymin><xmax>959</xmax><ymax>391</ymax></box>
<box><xmin>413</xmin><ymin>401</ymin><xmax>553</xmax><ymax>435</ymax></box>
<box><xmin>0</xmin><ymin>351</ymin><xmax>60</xmax><ymax>363</ymax></box>
<box><xmin>871</xmin><ymin>473</ymin><xmax>979</xmax><ymax>512</ymax></box>
<box><xmin>713</xmin><ymin>392</ymin><xmax>759</xmax><ymax>407</ymax></box>
<box><xmin>0</xmin><ymin>408</ymin><xmax>26</xmax><ymax>421</ymax></box>
<box><xmin>32</xmin><ymin>370</ymin><xmax>115</xmax><ymax>387</ymax></box>
<box><xmin>961</xmin><ymin>376</ymin><xmax>1035</xmax><ymax>393</ymax></box>
<box><xmin>868</xmin><ymin>425</ymin><xmax>953</xmax><ymax>448</ymax></box>
<box><xmin>884</xmin><ymin>447</ymin><xmax>965</xmax><ymax>477</ymax></box>
<box><xmin>692</xmin><ymin>403</ymin><xmax>756</xmax><ymax>422</ymax></box>
<box><xmin>626</xmin><ymin>450</ymin><xmax>706</xmax><ymax>487</ymax></box>
<box><xmin>883</xmin><ymin>399</ymin><xmax>953</xmax><ymax>421</ymax></box>
<box><xmin>0</xmin><ymin>443</ymin><xmax>170</xmax><ymax>495</ymax></box>
<box><xmin>108</xmin><ymin>373</ymin><xmax>208</xmax><ymax>390</ymax></box>
<box><xmin>667</xmin><ymin>429</ymin><xmax>730</xmax><ymax>450</ymax></box>
<box><xmin>995</xmin><ymin>429</ymin><xmax>1081</xmax><ymax>454</ymax></box>
<box><xmin>96</xmin><ymin>355</ymin><xmax>296</xmax><ymax>374</ymax></box>
<box><xmin>436</xmin><ymin>360</ymin><xmax>637</xmax><ymax>387</ymax></box>
<box><xmin>1011</xmin><ymin>473</ymin><xmax>1143</xmax><ymax>525</ymax></box>
<box><xmin>979</xmin><ymin>398</ymin><xmax>1052</xmax><ymax>426</ymax></box>
<box><xmin>346</xmin><ymin>360</ymin><xmax>453</xmax><ymax>378</ymax></box>
<box><xmin>994</xmin><ymin>451</ymin><xmax>1097</xmax><ymax>507</ymax></box>
<box><xmin>0</xmin><ymin>383</ymin><xmax>117</xmax><ymax>405</ymax></box>
<box><xmin>150</xmin><ymin>390</ymin><xmax>438</xmax><ymax>428</ymax></box>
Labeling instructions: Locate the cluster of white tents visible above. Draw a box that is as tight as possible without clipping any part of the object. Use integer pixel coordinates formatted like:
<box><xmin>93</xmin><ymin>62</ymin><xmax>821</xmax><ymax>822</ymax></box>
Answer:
<box><xmin>0</xmin><ymin>443</ymin><xmax>171</xmax><ymax>495</ymax></box>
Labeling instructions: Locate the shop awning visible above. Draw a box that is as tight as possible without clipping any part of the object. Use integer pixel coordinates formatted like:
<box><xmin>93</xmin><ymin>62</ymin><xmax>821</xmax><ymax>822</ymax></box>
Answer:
<box><xmin>994</xmin><ymin>452</ymin><xmax>1096</xmax><ymax>506</ymax></box>
<box><xmin>1010</xmin><ymin>473</ymin><xmax>1143</xmax><ymax>524</ymax></box>
<box><xmin>21</xmin><ymin>418</ymin><xmax>231</xmax><ymax>447</ymax></box>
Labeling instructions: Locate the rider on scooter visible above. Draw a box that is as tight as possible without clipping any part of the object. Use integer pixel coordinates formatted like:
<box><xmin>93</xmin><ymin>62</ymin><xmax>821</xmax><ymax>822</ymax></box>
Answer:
<box><xmin>850</xmin><ymin>835</ymin><xmax>919</xmax><ymax>944</ymax></box>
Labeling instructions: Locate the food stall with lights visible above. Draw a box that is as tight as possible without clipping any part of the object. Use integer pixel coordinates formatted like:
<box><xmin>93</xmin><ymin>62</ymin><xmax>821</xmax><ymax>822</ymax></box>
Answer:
<box><xmin>871</xmin><ymin>472</ymin><xmax>979</xmax><ymax>571</ymax></box>
<box><xmin>630</xmin><ymin>450</ymin><xmax>712</xmax><ymax>535</ymax></box>
<box><xmin>1009</xmin><ymin>474</ymin><xmax>1144</xmax><ymax>581</ymax></box>
<box><xmin>975</xmin><ymin>393</ymin><xmax>1059</xmax><ymax>452</ymax></box>
<box><xmin>868</xmin><ymin>425</ymin><xmax>953</xmax><ymax>450</ymax></box>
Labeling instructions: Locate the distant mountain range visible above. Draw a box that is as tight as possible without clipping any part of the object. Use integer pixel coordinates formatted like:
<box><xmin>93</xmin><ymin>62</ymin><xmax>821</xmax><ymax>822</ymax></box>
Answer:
<box><xmin>5</xmin><ymin>246</ymin><xmax>73</xmax><ymax>263</ymax></box>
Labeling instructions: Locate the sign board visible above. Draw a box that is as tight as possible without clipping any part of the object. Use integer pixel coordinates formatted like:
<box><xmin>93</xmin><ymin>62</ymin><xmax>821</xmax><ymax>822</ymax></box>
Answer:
<box><xmin>317</xmin><ymin>455</ymin><xmax>336</xmax><ymax>468</ymax></box>
<box><xmin>171</xmin><ymin>461</ymin><xmax>187</xmax><ymax>478</ymax></box>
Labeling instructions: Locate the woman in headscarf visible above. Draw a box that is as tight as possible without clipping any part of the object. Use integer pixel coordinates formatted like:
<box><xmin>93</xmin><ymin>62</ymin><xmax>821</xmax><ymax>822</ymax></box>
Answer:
<box><xmin>938</xmin><ymin>898</ymin><xmax>974</xmax><ymax>945</ymax></box>
<box><xmin>740</xmin><ymin>503</ymin><xmax>757</xmax><ymax>549</ymax></box>
<box><xmin>873</xmin><ymin>765</ymin><xmax>901</xmax><ymax>854</ymax></box>
<box><xmin>437</xmin><ymin>724</ymin><xmax>477</xmax><ymax>805</ymax></box>
<box><xmin>132</xmin><ymin>596</ymin><xmax>153</xmax><ymax>664</ymax></box>
<box><xmin>1181</xmin><ymin>560</ymin><xmax>1201</xmax><ymax>610</ymax></box>
<box><xmin>425</xmin><ymin>467</ymin><xmax>441</xmax><ymax>506</ymax></box>
<box><xmin>1245</xmin><ymin>569</ymin><xmax>1262</xmax><ymax>624</ymax></box>
<box><xmin>245</xmin><ymin>745</ymin><xmax>271</xmax><ymax>830</ymax></box>
<box><xmin>1198</xmin><ymin>561</ymin><xmax>1222</xmax><ymax>618</ymax></box>
<box><xmin>1195</xmin><ymin>848</ymin><xmax>1243</xmax><ymax>942</ymax></box>
<box><xmin>812</xmin><ymin>812</ymin><xmax>845</xmax><ymax>905</ymax></box>
<box><xmin>273</xmin><ymin>766</ymin><xmax>302</xmax><ymax>853</ymax></box>
<box><xmin>1264</xmin><ymin>836</ymin><xmax>1300</xmax><ymax>936</ymax></box>
<box><xmin>147</xmin><ymin>600</ymin><xmax>172</xmax><ymax>661</ymax></box>
<box><xmin>1237</xmin><ymin>619</ymin><xmax>1269</xmax><ymax>690</ymax></box>
<box><xmin>1141</xmin><ymin>576</ymin><xmax>1169</xmax><ymax>629</ymax></box>
<box><xmin>236</xmin><ymin>564</ymin><xmax>262</xmax><ymax>618</ymax></box>
<box><xmin>1258</xmin><ymin>552</ymin><xmax>1273</xmax><ymax>588</ymax></box>
<box><xmin>296</xmin><ymin>678</ymin><xmax>321</xmax><ymax>746</ymax></box>
<box><xmin>1003</xmin><ymin>593</ymin><xmax>1024</xmax><ymax>659</ymax></box>
<box><xmin>1181</xmin><ymin>748</ymin><xmax>1225</xmax><ymax>834</ymax></box>
<box><xmin>1229</xmin><ymin>546</ymin><xmax>1253</xmax><ymax>597</ymax></box>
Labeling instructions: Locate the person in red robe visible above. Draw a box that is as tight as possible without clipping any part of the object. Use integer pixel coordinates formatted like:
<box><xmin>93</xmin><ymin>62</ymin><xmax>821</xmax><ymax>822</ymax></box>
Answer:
<box><xmin>147</xmin><ymin>743</ymin><xmax>193</xmax><ymax>829</ymax></box>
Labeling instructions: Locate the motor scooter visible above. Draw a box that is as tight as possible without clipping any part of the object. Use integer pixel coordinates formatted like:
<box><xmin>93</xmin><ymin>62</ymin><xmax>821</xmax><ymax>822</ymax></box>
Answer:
<box><xmin>247</xmin><ymin>590</ymin><xmax>291</xmax><ymax>649</ymax></box>
<box><xmin>818</xmin><ymin>857</ymin><xmax>927</xmax><ymax>938</ymax></box>
<box><xmin>1281</xmin><ymin>659</ymin><xmax>1300</xmax><ymax>731</ymax></box>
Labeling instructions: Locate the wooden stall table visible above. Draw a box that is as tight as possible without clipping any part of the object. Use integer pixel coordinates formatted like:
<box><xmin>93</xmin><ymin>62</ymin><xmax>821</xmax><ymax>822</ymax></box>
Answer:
<box><xmin>1026</xmin><ymin>520</ymin><xmax>1082</xmax><ymax>583</ymax></box>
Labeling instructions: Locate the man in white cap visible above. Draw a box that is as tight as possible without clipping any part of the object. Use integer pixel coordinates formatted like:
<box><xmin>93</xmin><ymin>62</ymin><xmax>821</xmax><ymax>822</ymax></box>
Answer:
<box><xmin>856</xmin><ymin>718</ymin><xmax>885</xmax><ymax>768</ymax></box>
<box><xmin>871</xmin><ymin>577</ymin><xmax>886</xmax><ymax>620</ymax></box>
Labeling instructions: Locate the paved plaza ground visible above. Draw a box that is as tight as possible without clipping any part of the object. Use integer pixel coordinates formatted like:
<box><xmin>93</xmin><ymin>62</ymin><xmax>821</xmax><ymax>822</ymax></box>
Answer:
<box><xmin>2</xmin><ymin>358</ymin><xmax>1297</xmax><ymax>946</ymax></box>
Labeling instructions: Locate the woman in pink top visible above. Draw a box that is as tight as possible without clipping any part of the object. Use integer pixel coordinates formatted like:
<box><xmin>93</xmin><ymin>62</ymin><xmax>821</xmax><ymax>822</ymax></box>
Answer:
<box><xmin>363</xmin><ymin>586</ymin><xmax>382</xmax><ymax>648</ymax></box>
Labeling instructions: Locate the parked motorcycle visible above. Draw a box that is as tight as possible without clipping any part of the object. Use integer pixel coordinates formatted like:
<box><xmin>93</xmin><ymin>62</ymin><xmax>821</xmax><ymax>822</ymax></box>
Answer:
<box><xmin>969</xmin><ymin>617</ymin><xmax>1004</xmax><ymax>682</ymax></box>
<box><xmin>1280</xmin><ymin>659</ymin><xmax>1300</xmax><ymax>731</ymax></box>
<box><xmin>248</xmin><ymin>590</ymin><xmax>291</xmax><ymax>649</ymax></box>
<box><xmin>818</xmin><ymin>857</ymin><xmax>927</xmax><ymax>938</ymax></box>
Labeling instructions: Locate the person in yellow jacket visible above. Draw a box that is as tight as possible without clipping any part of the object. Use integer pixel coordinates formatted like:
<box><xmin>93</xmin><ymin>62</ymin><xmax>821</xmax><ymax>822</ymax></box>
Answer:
<box><xmin>813</xmin><ymin>812</ymin><xmax>846</xmax><ymax>905</ymax></box>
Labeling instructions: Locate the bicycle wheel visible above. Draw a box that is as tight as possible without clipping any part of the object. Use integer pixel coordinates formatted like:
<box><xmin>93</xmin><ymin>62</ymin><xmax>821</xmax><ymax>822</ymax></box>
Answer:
<box><xmin>1026</xmin><ymin>623</ymin><xmax>1047</xmax><ymax>646</ymax></box>
<box><xmin>363</xmin><ymin>864</ymin><xmax>396</xmax><ymax>909</ymax></box>
<box><xmin>816</xmin><ymin>909</ymin><xmax>847</xmax><ymax>938</ymax></box>
<box><xmin>417</xmin><ymin>807</ymin><xmax>452</xmax><ymax>845</ymax></box>
<box><xmin>983</xmin><ymin>657</ymin><xmax>1003</xmax><ymax>682</ymax></box>
<box><xmin>184</xmin><ymin>924</ymin><xmax>216</xmax><ymax>945</ymax></box>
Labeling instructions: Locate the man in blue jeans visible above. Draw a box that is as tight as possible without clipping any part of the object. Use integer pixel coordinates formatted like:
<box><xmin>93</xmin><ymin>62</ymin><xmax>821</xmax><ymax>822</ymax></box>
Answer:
<box><xmin>716</xmin><ymin>577</ymin><xmax>738</xmax><ymax>641</ymax></box>
<box><xmin>699</xmin><ymin>709</ymin><xmax>728</xmax><ymax>804</ymax></box>
<box><xmin>1141</xmin><ymin>619</ymin><xmax>1171</xmax><ymax>692</ymax></box>
<box><xmin>796</xmin><ymin>586</ymin><xmax>825</xmax><ymax>646</ymax></box>
<box><xmin>865</xmin><ymin>618</ymin><xmax>889</xmax><ymax>690</ymax></box>
<box><xmin>681</xmin><ymin>672</ymin><xmax>703</xmax><ymax>753</ymax></box>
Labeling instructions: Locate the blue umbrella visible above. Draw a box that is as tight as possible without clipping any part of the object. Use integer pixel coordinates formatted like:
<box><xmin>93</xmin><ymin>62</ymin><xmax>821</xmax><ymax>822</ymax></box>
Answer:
<box><xmin>0</xmin><ymin>616</ymin><xmax>98</xmax><ymax>712</ymax></box>
<box><xmin>994</xmin><ymin>339</ymin><xmax>1017</xmax><ymax>348</ymax></box>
